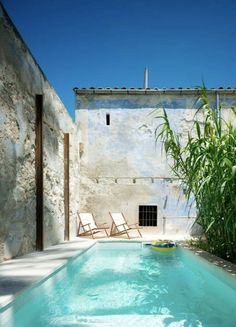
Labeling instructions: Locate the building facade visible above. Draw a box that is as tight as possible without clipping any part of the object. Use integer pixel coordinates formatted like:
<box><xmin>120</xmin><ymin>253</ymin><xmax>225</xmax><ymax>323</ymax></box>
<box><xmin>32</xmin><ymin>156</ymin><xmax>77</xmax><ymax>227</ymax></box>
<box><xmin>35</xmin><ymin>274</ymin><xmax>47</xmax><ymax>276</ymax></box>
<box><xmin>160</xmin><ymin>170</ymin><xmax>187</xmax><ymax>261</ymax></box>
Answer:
<box><xmin>74</xmin><ymin>88</ymin><xmax>236</xmax><ymax>235</ymax></box>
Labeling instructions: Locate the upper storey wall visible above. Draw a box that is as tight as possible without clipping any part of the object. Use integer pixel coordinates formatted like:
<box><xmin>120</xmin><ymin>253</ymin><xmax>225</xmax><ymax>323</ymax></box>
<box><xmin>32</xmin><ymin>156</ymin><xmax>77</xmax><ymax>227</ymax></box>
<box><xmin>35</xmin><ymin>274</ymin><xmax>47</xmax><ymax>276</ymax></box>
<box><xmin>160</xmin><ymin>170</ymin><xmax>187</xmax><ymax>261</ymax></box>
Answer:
<box><xmin>75</xmin><ymin>90</ymin><xmax>236</xmax><ymax>111</ymax></box>
<box><xmin>75</xmin><ymin>91</ymin><xmax>236</xmax><ymax>179</ymax></box>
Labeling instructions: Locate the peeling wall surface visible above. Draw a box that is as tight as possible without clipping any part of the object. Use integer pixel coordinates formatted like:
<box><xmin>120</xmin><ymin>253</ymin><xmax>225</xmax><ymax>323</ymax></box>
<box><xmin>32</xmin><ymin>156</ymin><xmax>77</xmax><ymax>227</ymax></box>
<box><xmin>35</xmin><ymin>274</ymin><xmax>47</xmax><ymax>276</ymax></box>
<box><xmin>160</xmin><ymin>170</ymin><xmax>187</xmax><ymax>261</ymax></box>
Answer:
<box><xmin>75</xmin><ymin>91</ymin><xmax>236</xmax><ymax>235</ymax></box>
<box><xmin>0</xmin><ymin>4</ymin><xmax>79</xmax><ymax>262</ymax></box>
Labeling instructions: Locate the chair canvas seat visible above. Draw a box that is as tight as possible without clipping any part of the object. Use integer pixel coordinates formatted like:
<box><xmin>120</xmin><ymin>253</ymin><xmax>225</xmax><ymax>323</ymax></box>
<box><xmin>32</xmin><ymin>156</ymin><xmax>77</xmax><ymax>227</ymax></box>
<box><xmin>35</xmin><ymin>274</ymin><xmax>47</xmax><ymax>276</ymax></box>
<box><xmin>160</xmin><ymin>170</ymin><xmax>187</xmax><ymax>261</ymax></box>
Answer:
<box><xmin>79</xmin><ymin>213</ymin><xmax>97</xmax><ymax>231</ymax></box>
<box><xmin>109</xmin><ymin>212</ymin><xmax>142</xmax><ymax>239</ymax></box>
<box><xmin>77</xmin><ymin>213</ymin><xmax>109</xmax><ymax>238</ymax></box>
<box><xmin>111</xmin><ymin>213</ymin><xmax>129</xmax><ymax>232</ymax></box>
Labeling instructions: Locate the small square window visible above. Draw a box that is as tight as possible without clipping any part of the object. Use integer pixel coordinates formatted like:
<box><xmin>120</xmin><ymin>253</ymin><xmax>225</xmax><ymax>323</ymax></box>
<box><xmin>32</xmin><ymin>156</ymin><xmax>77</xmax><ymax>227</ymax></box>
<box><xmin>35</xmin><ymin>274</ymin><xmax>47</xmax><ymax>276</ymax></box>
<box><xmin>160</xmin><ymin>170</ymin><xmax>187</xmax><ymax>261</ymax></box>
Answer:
<box><xmin>106</xmin><ymin>113</ymin><xmax>110</xmax><ymax>126</ymax></box>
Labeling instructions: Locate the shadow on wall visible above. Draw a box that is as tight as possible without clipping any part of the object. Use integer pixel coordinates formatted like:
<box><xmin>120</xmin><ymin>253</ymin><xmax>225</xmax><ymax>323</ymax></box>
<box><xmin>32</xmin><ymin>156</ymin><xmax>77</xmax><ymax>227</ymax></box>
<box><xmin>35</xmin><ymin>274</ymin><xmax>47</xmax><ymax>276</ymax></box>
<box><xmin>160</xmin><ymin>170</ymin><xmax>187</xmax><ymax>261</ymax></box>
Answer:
<box><xmin>190</xmin><ymin>221</ymin><xmax>203</xmax><ymax>237</ymax></box>
<box><xmin>1</xmin><ymin>152</ymin><xmax>36</xmax><ymax>259</ymax></box>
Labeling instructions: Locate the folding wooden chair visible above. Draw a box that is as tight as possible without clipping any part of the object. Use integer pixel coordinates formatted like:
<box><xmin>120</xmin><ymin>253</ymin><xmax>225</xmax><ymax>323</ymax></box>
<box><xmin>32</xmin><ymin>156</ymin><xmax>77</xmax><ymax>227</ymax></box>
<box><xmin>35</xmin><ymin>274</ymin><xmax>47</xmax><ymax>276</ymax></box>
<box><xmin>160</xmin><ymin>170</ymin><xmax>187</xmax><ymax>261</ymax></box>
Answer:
<box><xmin>109</xmin><ymin>212</ymin><xmax>142</xmax><ymax>239</ymax></box>
<box><xmin>77</xmin><ymin>212</ymin><xmax>109</xmax><ymax>238</ymax></box>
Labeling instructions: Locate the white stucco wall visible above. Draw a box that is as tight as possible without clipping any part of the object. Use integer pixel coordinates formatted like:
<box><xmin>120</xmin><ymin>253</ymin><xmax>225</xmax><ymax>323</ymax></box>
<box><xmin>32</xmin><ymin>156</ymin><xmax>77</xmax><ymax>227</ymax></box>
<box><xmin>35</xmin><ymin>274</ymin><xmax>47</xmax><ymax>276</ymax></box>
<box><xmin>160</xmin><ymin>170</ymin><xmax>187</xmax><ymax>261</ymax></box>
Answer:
<box><xmin>75</xmin><ymin>91</ymin><xmax>236</xmax><ymax>235</ymax></box>
<box><xmin>76</xmin><ymin>95</ymin><xmax>196</xmax><ymax>235</ymax></box>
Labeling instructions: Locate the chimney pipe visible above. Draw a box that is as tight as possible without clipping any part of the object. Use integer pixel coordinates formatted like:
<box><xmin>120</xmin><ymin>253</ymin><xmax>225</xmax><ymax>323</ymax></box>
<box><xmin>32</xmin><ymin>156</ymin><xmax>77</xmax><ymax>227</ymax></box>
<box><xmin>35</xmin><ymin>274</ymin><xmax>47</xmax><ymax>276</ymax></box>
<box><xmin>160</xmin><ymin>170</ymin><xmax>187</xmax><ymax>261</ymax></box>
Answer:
<box><xmin>144</xmin><ymin>67</ymin><xmax>148</xmax><ymax>89</ymax></box>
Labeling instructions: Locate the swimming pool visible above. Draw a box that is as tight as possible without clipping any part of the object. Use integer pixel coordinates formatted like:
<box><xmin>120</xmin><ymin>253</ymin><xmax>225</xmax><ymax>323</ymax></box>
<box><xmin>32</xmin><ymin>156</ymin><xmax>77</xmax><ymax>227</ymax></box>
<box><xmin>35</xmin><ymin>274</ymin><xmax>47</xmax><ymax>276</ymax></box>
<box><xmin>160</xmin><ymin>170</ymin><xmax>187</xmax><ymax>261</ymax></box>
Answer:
<box><xmin>0</xmin><ymin>242</ymin><xmax>236</xmax><ymax>326</ymax></box>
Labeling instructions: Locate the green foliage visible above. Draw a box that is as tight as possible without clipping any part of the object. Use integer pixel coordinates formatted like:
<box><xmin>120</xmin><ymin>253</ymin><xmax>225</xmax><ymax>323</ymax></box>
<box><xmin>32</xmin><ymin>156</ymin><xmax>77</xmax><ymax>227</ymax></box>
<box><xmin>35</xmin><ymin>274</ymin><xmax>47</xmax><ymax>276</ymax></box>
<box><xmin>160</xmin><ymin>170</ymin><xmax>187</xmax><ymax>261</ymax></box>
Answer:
<box><xmin>156</xmin><ymin>91</ymin><xmax>236</xmax><ymax>263</ymax></box>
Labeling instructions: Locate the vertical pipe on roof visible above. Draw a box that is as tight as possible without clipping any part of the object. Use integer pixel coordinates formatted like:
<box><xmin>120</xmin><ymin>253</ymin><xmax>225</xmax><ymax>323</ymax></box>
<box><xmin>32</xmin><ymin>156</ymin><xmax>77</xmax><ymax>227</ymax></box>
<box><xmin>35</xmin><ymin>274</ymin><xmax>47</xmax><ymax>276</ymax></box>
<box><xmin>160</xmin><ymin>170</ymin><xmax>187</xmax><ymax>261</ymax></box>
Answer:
<box><xmin>144</xmin><ymin>67</ymin><xmax>148</xmax><ymax>89</ymax></box>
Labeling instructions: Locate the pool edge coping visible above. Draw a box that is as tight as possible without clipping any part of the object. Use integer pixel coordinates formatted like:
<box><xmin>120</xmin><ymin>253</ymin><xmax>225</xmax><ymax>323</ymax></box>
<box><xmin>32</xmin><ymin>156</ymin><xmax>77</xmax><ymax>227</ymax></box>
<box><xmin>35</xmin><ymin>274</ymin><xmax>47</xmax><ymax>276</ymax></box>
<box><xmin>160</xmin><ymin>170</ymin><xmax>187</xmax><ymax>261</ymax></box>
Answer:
<box><xmin>179</xmin><ymin>242</ymin><xmax>236</xmax><ymax>280</ymax></box>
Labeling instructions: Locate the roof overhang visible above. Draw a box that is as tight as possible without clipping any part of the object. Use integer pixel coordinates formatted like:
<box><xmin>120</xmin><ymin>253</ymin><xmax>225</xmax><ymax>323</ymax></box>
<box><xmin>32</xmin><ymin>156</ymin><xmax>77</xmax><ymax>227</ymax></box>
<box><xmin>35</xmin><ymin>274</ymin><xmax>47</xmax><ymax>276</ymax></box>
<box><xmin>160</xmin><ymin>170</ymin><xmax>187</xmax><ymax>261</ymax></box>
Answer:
<box><xmin>73</xmin><ymin>87</ymin><xmax>236</xmax><ymax>96</ymax></box>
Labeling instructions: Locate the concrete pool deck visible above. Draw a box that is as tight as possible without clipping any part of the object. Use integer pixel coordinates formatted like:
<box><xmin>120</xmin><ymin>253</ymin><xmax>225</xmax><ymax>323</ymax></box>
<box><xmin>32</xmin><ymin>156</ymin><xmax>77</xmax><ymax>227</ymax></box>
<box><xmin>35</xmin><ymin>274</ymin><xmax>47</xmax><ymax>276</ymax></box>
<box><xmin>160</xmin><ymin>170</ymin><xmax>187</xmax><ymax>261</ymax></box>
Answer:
<box><xmin>0</xmin><ymin>228</ymin><xmax>235</xmax><ymax>312</ymax></box>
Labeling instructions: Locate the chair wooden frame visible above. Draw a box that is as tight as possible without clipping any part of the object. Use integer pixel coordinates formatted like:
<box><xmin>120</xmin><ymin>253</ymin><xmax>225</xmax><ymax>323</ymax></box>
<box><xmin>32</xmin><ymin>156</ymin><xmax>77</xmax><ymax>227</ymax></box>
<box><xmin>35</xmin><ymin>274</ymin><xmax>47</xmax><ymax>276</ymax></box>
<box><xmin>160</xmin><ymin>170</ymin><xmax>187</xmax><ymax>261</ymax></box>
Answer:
<box><xmin>109</xmin><ymin>212</ymin><xmax>142</xmax><ymax>239</ymax></box>
<box><xmin>77</xmin><ymin>212</ymin><xmax>109</xmax><ymax>239</ymax></box>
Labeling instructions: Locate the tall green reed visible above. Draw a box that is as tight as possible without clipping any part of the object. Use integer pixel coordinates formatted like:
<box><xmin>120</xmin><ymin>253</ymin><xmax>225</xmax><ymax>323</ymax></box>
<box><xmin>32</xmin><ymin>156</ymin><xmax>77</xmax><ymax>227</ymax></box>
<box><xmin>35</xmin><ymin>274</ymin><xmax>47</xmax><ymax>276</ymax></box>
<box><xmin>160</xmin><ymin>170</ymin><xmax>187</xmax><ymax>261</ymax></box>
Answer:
<box><xmin>156</xmin><ymin>90</ymin><xmax>236</xmax><ymax>263</ymax></box>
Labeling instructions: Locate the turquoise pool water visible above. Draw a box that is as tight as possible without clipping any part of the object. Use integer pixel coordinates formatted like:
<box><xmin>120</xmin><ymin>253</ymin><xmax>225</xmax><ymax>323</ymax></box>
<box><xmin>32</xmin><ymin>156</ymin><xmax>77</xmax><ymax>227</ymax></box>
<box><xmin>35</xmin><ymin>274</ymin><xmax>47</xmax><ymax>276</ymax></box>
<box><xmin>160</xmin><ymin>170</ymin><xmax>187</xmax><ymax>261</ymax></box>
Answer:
<box><xmin>1</xmin><ymin>242</ymin><xmax>236</xmax><ymax>326</ymax></box>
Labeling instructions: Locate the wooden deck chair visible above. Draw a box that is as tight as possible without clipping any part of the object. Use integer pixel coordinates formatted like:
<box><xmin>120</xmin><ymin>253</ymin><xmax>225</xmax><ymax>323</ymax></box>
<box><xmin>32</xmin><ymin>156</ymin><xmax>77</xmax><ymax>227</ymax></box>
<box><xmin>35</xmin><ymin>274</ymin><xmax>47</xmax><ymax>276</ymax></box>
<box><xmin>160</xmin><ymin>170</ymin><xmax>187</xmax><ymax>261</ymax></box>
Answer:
<box><xmin>109</xmin><ymin>212</ymin><xmax>142</xmax><ymax>239</ymax></box>
<box><xmin>77</xmin><ymin>213</ymin><xmax>109</xmax><ymax>238</ymax></box>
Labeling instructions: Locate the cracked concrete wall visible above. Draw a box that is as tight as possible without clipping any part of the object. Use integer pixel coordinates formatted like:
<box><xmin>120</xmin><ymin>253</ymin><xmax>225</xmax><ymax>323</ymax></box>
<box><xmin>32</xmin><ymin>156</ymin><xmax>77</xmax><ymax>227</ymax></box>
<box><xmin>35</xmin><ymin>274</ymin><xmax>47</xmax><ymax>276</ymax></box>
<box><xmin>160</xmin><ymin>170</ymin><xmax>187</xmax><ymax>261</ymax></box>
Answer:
<box><xmin>0</xmin><ymin>4</ymin><xmax>79</xmax><ymax>261</ymax></box>
<box><xmin>75</xmin><ymin>93</ymin><xmax>236</xmax><ymax>236</ymax></box>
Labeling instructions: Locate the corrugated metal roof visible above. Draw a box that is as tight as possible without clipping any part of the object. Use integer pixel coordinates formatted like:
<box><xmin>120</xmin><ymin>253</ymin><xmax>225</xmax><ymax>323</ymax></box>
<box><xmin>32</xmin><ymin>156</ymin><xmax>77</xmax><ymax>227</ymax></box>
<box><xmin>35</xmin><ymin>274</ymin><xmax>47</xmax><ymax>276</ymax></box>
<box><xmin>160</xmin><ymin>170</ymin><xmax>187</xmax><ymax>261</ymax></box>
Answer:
<box><xmin>73</xmin><ymin>87</ymin><xmax>236</xmax><ymax>95</ymax></box>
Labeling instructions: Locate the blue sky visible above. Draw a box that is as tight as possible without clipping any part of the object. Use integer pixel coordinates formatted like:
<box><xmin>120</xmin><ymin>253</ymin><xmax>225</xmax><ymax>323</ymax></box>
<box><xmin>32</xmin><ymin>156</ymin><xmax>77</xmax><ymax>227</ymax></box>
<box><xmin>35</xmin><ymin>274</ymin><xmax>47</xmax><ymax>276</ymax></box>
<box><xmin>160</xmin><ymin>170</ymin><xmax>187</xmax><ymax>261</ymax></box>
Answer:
<box><xmin>2</xmin><ymin>0</ymin><xmax>236</xmax><ymax>119</ymax></box>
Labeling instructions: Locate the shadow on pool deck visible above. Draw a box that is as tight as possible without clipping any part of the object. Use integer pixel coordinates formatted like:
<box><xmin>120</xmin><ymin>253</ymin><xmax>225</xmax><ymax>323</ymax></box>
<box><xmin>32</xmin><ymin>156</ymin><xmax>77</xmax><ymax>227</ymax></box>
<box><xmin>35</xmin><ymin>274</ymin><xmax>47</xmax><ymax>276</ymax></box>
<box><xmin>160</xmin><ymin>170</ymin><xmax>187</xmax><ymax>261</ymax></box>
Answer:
<box><xmin>0</xmin><ymin>239</ymin><xmax>95</xmax><ymax>310</ymax></box>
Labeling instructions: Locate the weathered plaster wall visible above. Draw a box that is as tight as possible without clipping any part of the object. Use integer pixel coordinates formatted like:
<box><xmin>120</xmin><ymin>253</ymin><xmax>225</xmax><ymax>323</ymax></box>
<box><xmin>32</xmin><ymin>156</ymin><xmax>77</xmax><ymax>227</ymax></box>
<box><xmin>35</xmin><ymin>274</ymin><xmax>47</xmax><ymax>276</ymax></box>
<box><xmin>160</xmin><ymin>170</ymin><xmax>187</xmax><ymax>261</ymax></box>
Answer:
<box><xmin>76</xmin><ymin>92</ymin><xmax>236</xmax><ymax>235</ymax></box>
<box><xmin>76</xmin><ymin>95</ymin><xmax>197</xmax><ymax>235</ymax></box>
<box><xmin>0</xmin><ymin>4</ymin><xmax>79</xmax><ymax>261</ymax></box>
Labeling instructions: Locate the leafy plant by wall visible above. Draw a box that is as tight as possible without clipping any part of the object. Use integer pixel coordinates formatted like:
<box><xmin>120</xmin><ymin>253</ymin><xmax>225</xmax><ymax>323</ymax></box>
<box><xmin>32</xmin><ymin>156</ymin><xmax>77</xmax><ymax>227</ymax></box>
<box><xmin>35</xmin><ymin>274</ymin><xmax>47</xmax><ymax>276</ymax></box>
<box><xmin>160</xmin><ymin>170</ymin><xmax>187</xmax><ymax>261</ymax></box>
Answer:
<box><xmin>156</xmin><ymin>88</ymin><xmax>236</xmax><ymax>263</ymax></box>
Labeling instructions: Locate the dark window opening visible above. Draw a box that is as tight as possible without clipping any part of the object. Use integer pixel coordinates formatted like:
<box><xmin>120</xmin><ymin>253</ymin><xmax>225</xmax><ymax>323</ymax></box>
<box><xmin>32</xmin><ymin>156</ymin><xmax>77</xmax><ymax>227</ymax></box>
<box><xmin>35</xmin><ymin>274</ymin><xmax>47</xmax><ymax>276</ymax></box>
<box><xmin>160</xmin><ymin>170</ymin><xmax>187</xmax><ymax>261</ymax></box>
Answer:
<box><xmin>139</xmin><ymin>205</ymin><xmax>157</xmax><ymax>226</ymax></box>
<box><xmin>106</xmin><ymin>113</ymin><xmax>110</xmax><ymax>125</ymax></box>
